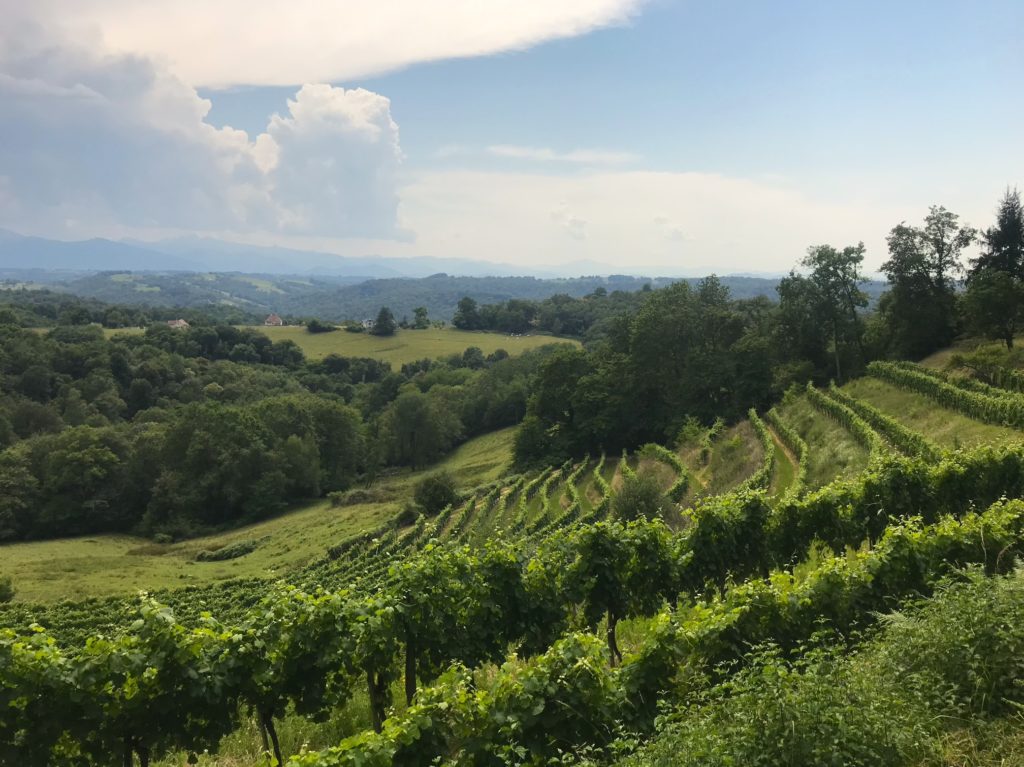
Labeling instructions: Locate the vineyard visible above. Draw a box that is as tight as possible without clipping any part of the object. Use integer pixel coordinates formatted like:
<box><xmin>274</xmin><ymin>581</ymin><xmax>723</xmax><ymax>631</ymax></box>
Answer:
<box><xmin>4</xmin><ymin>360</ymin><xmax>1024</xmax><ymax>766</ymax></box>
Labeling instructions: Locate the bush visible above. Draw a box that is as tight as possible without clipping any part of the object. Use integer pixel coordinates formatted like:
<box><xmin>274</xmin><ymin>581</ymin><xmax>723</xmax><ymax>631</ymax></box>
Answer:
<box><xmin>306</xmin><ymin>319</ymin><xmax>337</xmax><ymax>334</ymax></box>
<box><xmin>194</xmin><ymin>539</ymin><xmax>259</xmax><ymax>562</ymax></box>
<box><xmin>414</xmin><ymin>471</ymin><xmax>459</xmax><ymax>516</ymax></box>
<box><xmin>395</xmin><ymin>503</ymin><xmax>421</xmax><ymax>528</ymax></box>
<box><xmin>329</xmin><ymin>487</ymin><xmax>395</xmax><ymax>507</ymax></box>
<box><xmin>0</xmin><ymin>575</ymin><xmax>14</xmax><ymax>603</ymax></box>
<box><xmin>612</xmin><ymin>471</ymin><xmax>664</xmax><ymax>521</ymax></box>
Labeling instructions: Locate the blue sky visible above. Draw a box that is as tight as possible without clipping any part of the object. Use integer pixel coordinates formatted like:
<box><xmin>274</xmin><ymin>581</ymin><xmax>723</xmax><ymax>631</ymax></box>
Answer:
<box><xmin>1</xmin><ymin>0</ymin><xmax>1021</xmax><ymax>274</ymax></box>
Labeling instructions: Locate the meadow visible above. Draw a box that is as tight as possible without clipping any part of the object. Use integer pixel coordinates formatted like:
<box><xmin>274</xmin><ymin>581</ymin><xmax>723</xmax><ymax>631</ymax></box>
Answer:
<box><xmin>250</xmin><ymin>325</ymin><xmax>575</xmax><ymax>365</ymax></box>
<box><xmin>104</xmin><ymin>325</ymin><xmax>575</xmax><ymax>366</ymax></box>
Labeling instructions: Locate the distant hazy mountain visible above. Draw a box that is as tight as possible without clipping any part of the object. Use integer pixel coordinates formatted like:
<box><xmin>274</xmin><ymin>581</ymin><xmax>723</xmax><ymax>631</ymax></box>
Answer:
<box><xmin>0</xmin><ymin>229</ymin><xmax>200</xmax><ymax>272</ymax></box>
<box><xmin>129</xmin><ymin>236</ymin><xmax>597</xmax><ymax>278</ymax></box>
<box><xmin>0</xmin><ymin>229</ymin><xmax>594</xmax><ymax>278</ymax></box>
<box><xmin>8</xmin><ymin>271</ymin><xmax>886</xmax><ymax>323</ymax></box>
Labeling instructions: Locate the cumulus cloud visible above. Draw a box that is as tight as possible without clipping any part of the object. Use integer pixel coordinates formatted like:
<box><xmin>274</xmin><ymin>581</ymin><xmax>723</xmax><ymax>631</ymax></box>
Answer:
<box><xmin>28</xmin><ymin>0</ymin><xmax>646</xmax><ymax>88</ymax></box>
<box><xmin>262</xmin><ymin>85</ymin><xmax>406</xmax><ymax>238</ymax></box>
<box><xmin>0</xmin><ymin>17</ymin><xmax>404</xmax><ymax>239</ymax></box>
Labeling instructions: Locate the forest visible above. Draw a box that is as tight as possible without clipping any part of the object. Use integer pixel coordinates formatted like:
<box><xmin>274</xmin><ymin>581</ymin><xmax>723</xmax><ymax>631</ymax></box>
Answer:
<box><xmin>0</xmin><ymin>319</ymin><xmax>562</xmax><ymax>541</ymax></box>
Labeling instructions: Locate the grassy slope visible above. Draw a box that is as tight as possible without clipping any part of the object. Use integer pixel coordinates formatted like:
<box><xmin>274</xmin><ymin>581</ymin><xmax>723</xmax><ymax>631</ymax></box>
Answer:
<box><xmin>705</xmin><ymin>421</ymin><xmax>763</xmax><ymax>495</ymax></box>
<box><xmin>776</xmin><ymin>395</ymin><xmax>869</xmax><ymax>490</ymax></box>
<box><xmin>767</xmin><ymin>428</ymin><xmax>797</xmax><ymax>498</ymax></box>
<box><xmin>842</xmin><ymin>377</ymin><xmax>1022</xmax><ymax>450</ymax></box>
<box><xmin>1</xmin><ymin>427</ymin><xmax>516</xmax><ymax>603</ymax></box>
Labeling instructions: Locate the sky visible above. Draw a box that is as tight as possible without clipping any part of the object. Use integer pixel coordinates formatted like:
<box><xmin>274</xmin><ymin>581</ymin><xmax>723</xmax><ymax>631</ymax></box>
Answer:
<box><xmin>0</xmin><ymin>0</ymin><xmax>1021</xmax><ymax>276</ymax></box>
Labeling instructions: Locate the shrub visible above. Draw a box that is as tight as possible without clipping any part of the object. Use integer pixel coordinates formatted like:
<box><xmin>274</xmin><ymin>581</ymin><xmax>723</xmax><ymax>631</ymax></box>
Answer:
<box><xmin>329</xmin><ymin>487</ymin><xmax>394</xmax><ymax>507</ymax></box>
<box><xmin>194</xmin><ymin>539</ymin><xmax>258</xmax><ymax>562</ymax></box>
<box><xmin>414</xmin><ymin>471</ymin><xmax>459</xmax><ymax>516</ymax></box>
<box><xmin>612</xmin><ymin>471</ymin><xmax>664</xmax><ymax>522</ymax></box>
<box><xmin>395</xmin><ymin>503</ymin><xmax>421</xmax><ymax>528</ymax></box>
<box><xmin>306</xmin><ymin>319</ymin><xmax>337</xmax><ymax>334</ymax></box>
<box><xmin>0</xmin><ymin>575</ymin><xmax>14</xmax><ymax>603</ymax></box>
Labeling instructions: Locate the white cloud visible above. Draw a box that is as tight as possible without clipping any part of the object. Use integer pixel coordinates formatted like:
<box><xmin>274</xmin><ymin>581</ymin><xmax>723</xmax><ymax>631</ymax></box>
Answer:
<box><xmin>25</xmin><ymin>0</ymin><xmax>646</xmax><ymax>88</ymax></box>
<box><xmin>487</xmin><ymin>145</ymin><xmax>639</xmax><ymax>165</ymax></box>
<box><xmin>262</xmin><ymin>84</ymin><xmax>406</xmax><ymax>238</ymax></box>
<box><xmin>349</xmin><ymin>169</ymin><xmax>909</xmax><ymax>274</ymax></box>
<box><xmin>551</xmin><ymin>203</ymin><xmax>589</xmax><ymax>240</ymax></box>
<box><xmin>0</xmin><ymin>19</ymin><xmax>405</xmax><ymax>239</ymax></box>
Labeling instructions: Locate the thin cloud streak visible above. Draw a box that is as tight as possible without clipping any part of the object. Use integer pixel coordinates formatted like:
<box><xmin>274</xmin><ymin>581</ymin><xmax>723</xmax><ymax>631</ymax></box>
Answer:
<box><xmin>487</xmin><ymin>145</ymin><xmax>640</xmax><ymax>165</ymax></box>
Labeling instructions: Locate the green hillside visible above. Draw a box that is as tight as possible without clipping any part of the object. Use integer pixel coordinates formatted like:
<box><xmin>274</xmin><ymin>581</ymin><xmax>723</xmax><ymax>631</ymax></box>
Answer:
<box><xmin>5</xmin><ymin>351</ymin><xmax>1024</xmax><ymax>766</ymax></box>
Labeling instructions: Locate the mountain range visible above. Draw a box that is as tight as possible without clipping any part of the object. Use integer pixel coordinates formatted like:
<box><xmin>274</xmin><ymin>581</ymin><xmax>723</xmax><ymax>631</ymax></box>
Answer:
<box><xmin>0</xmin><ymin>229</ymin><xmax>611</xmax><ymax>279</ymax></box>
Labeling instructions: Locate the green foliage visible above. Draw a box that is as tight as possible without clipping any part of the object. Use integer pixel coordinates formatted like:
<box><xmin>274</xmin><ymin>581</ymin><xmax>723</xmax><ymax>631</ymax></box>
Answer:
<box><xmin>6</xmin><ymin>445</ymin><xmax>1024</xmax><ymax>766</ymax></box>
<box><xmin>0</xmin><ymin>576</ymin><xmax>13</xmax><ymax>604</ymax></box>
<box><xmin>764</xmin><ymin>408</ymin><xmax>807</xmax><ymax>500</ymax></box>
<box><xmin>612</xmin><ymin>471</ymin><xmax>664</xmax><ymax>522</ymax></box>
<box><xmin>825</xmin><ymin>381</ymin><xmax>943</xmax><ymax>460</ymax></box>
<box><xmin>412</xmin><ymin>471</ymin><xmax>459</xmax><ymax>517</ymax></box>
<box><xmin>699</xmin><ymin>418</ymin><xmax>725</xmax><ymax>465</ymax></box>
<box><xmin>869</xmin><ymin>359</ymin><xmax>1024</xmax><ymax>427</ymax></box>
<box><xmin>778</xmin><ymin>243</ymin><xmax>868</xmax><ymax>383</ymax></box>
<box><xmin>641</xmin><ymin>443</ymin><xmax>690</xmax><ymax>501</ymax></box>
<box><xmin>963</xmin><ymin>269</ymin><xmax>1024</xmax><ymax>349</ymax></box>
<box><xmin>369</xmin><ymin>307</ymin><xmax>397</xmax><ymax>337</ymax></box>
<box><xmin>874</xmin><ymin>206</ymin><xmax>974</xmax><ymax>358</ymax></box>
<box><xmin>963</xmin><ymin>188</ymin><xmax>1024</xmax><ymax>349</ymax></box>
<box><xmin>306</xmin><ymin>319</ymin><xmax>338</xmax><ymax>334</ymax></box>
<box><xmin>622</xmin><ymin>568</ymin><xmax>1024</xmax><ymax>767</ymax></box>
<box><xmin>515</xmin><ymin>277</ymin><xmax>785</xmax><ymax>465</ymax></box>
<box><xmin>590</xmin><ymin>453</ymin><xmax>613</xmax><ymax>518</ymax></box>
<box><xmin>805</xmin><ymin>382</ymin><xmax>887</xmax><ymax>456</ymax></box>
<box><xmin>194</xmin><ymin>539</ymin><xmax>259</xmax><ymax>562</ymax></box>
<box><xmin>949</xmin><ymin>344</ymin><xmax>1024</xmax><ymax>392</ymax></box>
<box><xmin>736</xmin><ymin>410</ymin><xmax>775</xmax><ymax>491</ymax></box>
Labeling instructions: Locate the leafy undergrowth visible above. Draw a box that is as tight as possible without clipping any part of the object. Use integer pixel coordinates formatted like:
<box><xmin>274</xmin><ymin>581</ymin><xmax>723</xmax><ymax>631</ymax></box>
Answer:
<box><xmin>615</xmin><ymin>568</ymin><xmax>1024</xmax><ymax>767</ymax></box>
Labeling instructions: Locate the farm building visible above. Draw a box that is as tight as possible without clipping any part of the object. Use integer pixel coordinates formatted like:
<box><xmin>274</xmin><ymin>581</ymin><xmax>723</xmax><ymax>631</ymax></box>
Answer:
<box><xmin>264</xmin><ymin>313</ymin><xmax>284</xmax><ymax>326</ymax></box>
<box><xmin>166</xmin><ymin>319</ymin><xmax>190</xmax><ymax>329</ymax></box>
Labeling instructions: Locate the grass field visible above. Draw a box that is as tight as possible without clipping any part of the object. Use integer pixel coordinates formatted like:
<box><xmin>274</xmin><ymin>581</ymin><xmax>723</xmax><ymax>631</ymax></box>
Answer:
<box><xmin>103</xmin><ymin>325</ymin><xmax>575</xmax><ymax>367</ymax></box>
<box><xmin>777</xmin><ymin>396</ymin><xmax>869</xmax><ymax>490</ymax></box>
<box><xmin>767</xmin><ymin>429</ymin><xmax>797</xmax><ymax>498</ymax></box>
<box><xmin>244</xmin><ymin>326</ymin><xmax>574</xmax><ymax>366</ymax></box>
<box><xmin>1</xmin><ymin>427</ymin><xmax>516</xmax><ymax>603</ymax></box>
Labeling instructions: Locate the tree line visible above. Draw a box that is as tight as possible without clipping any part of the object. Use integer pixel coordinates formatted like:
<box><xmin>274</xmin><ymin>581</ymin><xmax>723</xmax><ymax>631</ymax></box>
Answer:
<box><xmin>514</xmin><ymin>188</ymin><xmax>1024</xmax><ymax>466</ymax></box>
